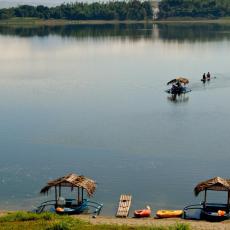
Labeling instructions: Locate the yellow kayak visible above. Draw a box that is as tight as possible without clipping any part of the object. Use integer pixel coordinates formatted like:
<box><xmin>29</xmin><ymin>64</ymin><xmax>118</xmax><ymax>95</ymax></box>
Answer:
<box><xmin>156</xmin><ymin>210</ymin><xmax>183</xmax><ymax>218</ymax></box>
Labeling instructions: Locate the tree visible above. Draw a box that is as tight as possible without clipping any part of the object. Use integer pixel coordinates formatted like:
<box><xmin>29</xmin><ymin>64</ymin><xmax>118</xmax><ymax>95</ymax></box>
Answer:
<box><xmin>158</xmin><ymin>0</ymin><xmax>230</xmax><ymax>19</ymax></box>
<box><xmin>0</xmin><ymin>1</ymin><xmax>153</xmax><ymax>21</ymax></box>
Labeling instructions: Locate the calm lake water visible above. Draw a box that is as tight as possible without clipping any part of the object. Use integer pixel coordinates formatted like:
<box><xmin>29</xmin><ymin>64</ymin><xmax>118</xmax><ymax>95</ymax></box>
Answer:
<box><xmin>0</xmin><ymin>23</ymin><xmax>230</xmax><ymax>215</ymax></box>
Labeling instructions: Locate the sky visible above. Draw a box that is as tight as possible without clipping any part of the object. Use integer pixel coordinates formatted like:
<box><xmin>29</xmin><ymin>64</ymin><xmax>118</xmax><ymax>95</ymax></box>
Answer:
<box><xmin>0</xmin><ymin>0</ymin><xmax>161</xmax><ymax>8</ymax></box>
<box><xmin>0</xmin><ymin>0</ymin><xmax>86</xmax><ymax>8</ymax></box>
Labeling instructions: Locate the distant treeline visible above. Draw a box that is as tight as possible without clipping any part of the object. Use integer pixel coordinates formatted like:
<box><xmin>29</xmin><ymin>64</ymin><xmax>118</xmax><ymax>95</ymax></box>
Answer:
<box><xmin>0</xmin><ymin>1</ymin><xmax>153</xmax><ymax>20</ymax></box>
<box><xmin>159</xmin><ymin>0</ymin><xmax>230</xmax><ymax>19</ymax></box>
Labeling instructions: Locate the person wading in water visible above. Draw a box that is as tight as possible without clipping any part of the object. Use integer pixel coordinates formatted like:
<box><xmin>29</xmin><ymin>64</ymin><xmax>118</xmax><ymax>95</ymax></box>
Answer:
<box><xmin>207</xmin><ymin>72</ymin><xmax>211</xmax><ymax>81</ymax></box>
<box><xmin>202</xmin><ymin>73</ymin><xmax>206</xmax><ymax>82</ymax></box>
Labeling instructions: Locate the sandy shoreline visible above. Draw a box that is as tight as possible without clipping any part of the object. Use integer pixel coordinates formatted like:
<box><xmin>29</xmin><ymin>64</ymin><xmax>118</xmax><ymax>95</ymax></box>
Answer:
<box><xmin>76</xmin><ymin>214</ymin><xmax>230</xmax><ymax>230</ymax></box>
<box><xmin>1</xmin><ymin>210</ymin><xmax>230</xmax><ymax>229</ymax></box>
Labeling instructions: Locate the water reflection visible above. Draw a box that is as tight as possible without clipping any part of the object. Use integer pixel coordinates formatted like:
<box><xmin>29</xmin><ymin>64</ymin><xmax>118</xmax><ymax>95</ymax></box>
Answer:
<box><xmin>167</xmin><ymin>95</ymin><xmax>190</xmax><ymax>104</ymax></box>
<box><xmin>1</xmin><ymin>23</ymin><xmax>230</xmax><ymax>42</ymax></box>
<box><xmin>0</xmin><ymin>23</ymin><xmax>153</xmax><ymax>40</ymax></box>
<box><xmin>157</xmin><ymin>23</ymin><xmax>230</xmax><ymax>43</ymax></box>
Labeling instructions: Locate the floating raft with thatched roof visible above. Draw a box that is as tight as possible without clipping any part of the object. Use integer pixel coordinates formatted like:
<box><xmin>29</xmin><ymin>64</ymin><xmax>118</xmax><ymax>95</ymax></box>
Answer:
<box><xmin>40</xmin><ymin>173</ymin><xmax>96</xmax><ymax>199</ymax></box>
<box><xmin>194</xmin><ymin>176</ymin><xmax>230</xmax><ymax>196</ymax></box>
<box><xmin>184</xmin><ymin>177</ymin><xmax>230</xmax><ymax>222</ymax></box>
<box><xmin>34</xmin><ymin>173</ymin><xmax>103</xmax><ymax>215</ymax></box>
<box><xmin>116</xmin><ymin>194</ymin><xmax>132</xmax><ymax>218</ymax></box>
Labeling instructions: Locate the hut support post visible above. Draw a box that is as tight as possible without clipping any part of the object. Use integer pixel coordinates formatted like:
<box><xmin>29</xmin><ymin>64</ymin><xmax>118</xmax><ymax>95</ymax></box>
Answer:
<box><xmin>82</xmin><ymin>187</ymin><xmax>84</xmax><ymax>203</ymax></box>
<box><xmin>227</xmin><ymin>191</ymin><xmax>230</xmax><ymax>213</ymax></box>
<box><xmin>204</xmin><ymin>189</ymin><xmax>207</xmax><ymax>209</ymax></box>
<box><xmin>78</xmin><ymin>187</ymin><xmax>80</xmax><ymax>205</ymax></box>
<box><xmin>55</xmin><ymin>186</ymin><xmax>57</xmax><ymax>207</ymax></box>
<box><xmin>59</xmin><ymin>185</ymin><xmax>61</xmax><ymax>197</ymax></box>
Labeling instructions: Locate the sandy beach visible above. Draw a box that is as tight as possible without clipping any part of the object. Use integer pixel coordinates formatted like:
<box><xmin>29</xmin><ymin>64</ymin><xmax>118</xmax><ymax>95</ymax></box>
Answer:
<box><xmin>76</xmin><ymin>215</ymin><xmax>230</xmax><ymax>230</ymax></box>
<box><xmin>1</xmin><ymin>211</ymin><xmax>230</xmax><ymax>229</ymax></box>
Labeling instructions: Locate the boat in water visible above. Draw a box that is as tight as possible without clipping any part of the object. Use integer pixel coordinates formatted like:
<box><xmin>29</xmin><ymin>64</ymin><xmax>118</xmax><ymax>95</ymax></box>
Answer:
<box><xmin>166</xmin><ymin>77</ymin><xmax>191</xmax><ymax>96</ymax></box>
<box><xmin>165</xmin><ymin>86</ymin><xmax>191</xmax><ymax>95</ymax></box>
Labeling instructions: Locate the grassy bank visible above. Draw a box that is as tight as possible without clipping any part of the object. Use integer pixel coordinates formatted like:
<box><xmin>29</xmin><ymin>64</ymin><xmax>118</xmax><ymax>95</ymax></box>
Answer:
<box><xmin>1</xmin><ymin>17</ymin><xmax>230</xmax><ymax>26</ymax></box>
<box><xmin>0</xmin><ymin>211</ymin><xmax>190</xmax><ymax>230</ymax></box>
<box><xmin>0</xmin><ymin>17</ymin><xmax>153</xmax><ymax>26</ymax></box>
<box><xmin>156</xmin><ymin>17</ymin><xmax>230</xmax><ymax>24</ymax></box>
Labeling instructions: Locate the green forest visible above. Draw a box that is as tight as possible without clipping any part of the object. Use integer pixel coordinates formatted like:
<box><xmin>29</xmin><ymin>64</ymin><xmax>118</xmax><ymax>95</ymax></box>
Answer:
<box><xmin>158</xmin><ymin>0</ymin><xmax>230</xmax><ymax>19</ymax></box>
<box><xmin>0</xmin><ymin>1</ymin><xmax>152</xmax><ymax>21</ymax></box>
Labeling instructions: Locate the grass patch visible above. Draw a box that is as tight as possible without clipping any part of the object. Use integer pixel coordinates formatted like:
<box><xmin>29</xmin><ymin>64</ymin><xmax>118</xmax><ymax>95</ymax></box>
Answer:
<box><xmin>46</xmin><ymin>221</ymin><xmax>72</xmax><ymax>230</ymax></box>
<box><xmin>86</xmin><ymin>223</ymin><xmax>190</xmax><ymax>230</ymax></box>
<box><xmin>1</xmin><ymin>16</ymin><xmax>230</xmax><ymax>27</ymax></box>
<box><xmin>0</xmin><ymin>17</ymin><xmax>152</xmax><ymax>26</ymax></box>
<box><xmin>0</xmin><ymin>211</ymin><xmax>57</xmax><ymax>222</ymax></box>
<box><xmin>169</xmin><ymin>223</ymin><xmax>190</xmax><ymax>230</ymax></box>
<box><xmin>0</xmin><ymin>211</ymin><xmax>190</xmax><ymax>230</ymax></box>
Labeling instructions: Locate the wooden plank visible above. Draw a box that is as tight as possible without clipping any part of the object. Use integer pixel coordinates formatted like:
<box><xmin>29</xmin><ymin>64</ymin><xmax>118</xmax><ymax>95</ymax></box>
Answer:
<box><xmin>116</xmin><ymin>194</ymin><xmax>132</xmax><ymax>217</ymax></box>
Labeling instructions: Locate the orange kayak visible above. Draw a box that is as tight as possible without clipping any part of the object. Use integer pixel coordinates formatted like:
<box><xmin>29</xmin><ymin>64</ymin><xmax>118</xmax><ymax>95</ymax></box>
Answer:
<box><xmin>156</xmin><ymin>210</ymin><xmax>183</xmax><ymax>218</ymax></box>
<box><xmin>134</xmin><ymin>206</ymin><xmax>151</xmax><ymax>218</ymax></box>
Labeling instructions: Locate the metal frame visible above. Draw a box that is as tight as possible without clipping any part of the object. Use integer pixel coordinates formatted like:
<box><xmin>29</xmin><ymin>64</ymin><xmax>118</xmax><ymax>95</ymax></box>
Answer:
<box><xmin>34</xmin><ymin>198</ymin><xmax>103</xmax><ymax>215</ymax></box>
<box><xmin>183</xmin><ymin>189</ymin><xmax>230</xmax><ymax>221</ymax></box>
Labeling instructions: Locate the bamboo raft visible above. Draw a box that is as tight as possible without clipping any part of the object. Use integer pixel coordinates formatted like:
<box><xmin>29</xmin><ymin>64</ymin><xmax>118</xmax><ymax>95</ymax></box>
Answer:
<box><xmin>116</xmin><ymin>194</ymin><xmax>132</xmax><ymax>217</ymax></box>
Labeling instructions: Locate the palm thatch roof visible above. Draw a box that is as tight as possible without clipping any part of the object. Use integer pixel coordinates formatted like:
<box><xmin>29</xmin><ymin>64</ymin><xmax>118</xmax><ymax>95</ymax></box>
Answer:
<box><xmin>167</xmin><ymin>77</ymin><xmax>189</xmax><ymax>85</ymax></box>
<box><xmin>40</xmin><ymin>173</ymin><xmax>96</xmax><ymax>197</ymax></box>
<box><xmin>194</xmin><ymin>177</ymin><xmax>230</xmax><ymax>196</ymax></box>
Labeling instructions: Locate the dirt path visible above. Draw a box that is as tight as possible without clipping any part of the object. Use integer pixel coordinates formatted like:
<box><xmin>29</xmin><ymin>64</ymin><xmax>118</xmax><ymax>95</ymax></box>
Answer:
<box><xmin>77</xmin><ymin>215</ymin><xmax>230</xmax><ymax>230</ymax></box>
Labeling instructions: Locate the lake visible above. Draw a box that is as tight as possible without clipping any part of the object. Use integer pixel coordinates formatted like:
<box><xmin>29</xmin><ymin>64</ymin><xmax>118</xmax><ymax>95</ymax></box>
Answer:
<box><xmin>0</xmin><ymin>23</ymin><xmax>230</xmax><ymax>215</ymax></box>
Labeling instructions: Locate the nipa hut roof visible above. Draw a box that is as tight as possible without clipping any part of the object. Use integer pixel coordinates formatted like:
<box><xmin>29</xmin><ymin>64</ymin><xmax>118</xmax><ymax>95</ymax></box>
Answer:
<box><xmin>40</xmin><ymin>173</ymin><xmax>96</xmax><ymax>197</ymax></box>
<box><xmin>194</xmin><ymin>177</ymin><xmax>230</xmax><ymax>196</ymax></box>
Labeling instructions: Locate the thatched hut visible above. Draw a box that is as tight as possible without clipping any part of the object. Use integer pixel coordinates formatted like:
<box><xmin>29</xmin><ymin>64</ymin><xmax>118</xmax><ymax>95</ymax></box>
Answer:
<box><xmin>194</xmin><ymin>177</ymin><xmax>230</xmax><ymax>212</ymax></box>
<box><xmin>40</xmin><ymin>173</ymin><xmax>96</xmax><ymax>206</ymax></box>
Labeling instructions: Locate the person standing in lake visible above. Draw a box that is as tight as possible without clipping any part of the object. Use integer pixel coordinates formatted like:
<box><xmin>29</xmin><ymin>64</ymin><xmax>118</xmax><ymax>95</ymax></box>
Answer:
<box><xmin>202</xmin><ymin>73</ymin><xmax>206</xmax><ymax>82</ymax></box>
<box><xmin>207</xmin><ymin>72</ymin><xmax>211</xmax><ymax>81</ymax></box>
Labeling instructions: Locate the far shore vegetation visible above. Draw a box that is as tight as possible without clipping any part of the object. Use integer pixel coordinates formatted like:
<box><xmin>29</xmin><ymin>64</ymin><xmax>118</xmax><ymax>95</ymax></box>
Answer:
<box><xmin>1</xmin><ymin>0</ymin><xmax>230</xmax><ymax>26</ymax></box>
<box><xmin>0</xmin><ymin>1</ymin><xmax>153</xmax><ymax>21</ymax></box>
<box><xmin>0</xmin><ymin>211</ymin><xmax>191</xmax><ymax>230</ymax></box>
<box><xmin>158</xmin><ymin>0</ymin><xmax>230</xmax><ymax>19</ymax></box>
